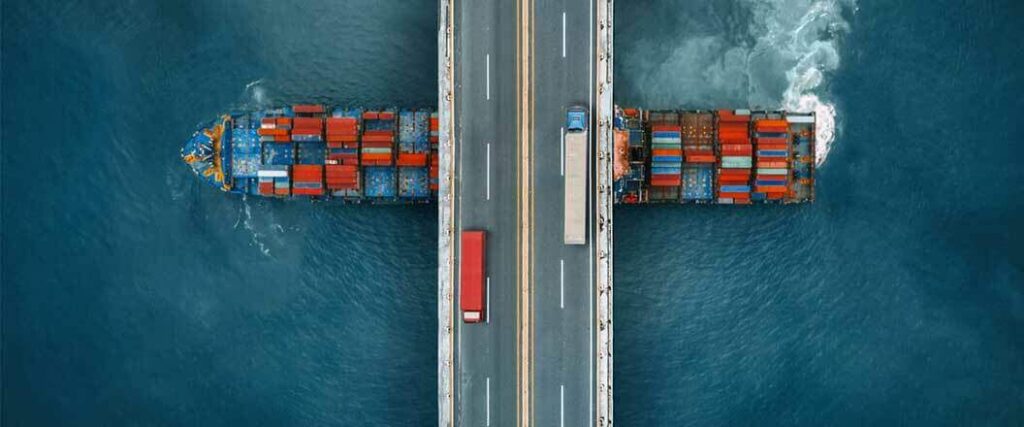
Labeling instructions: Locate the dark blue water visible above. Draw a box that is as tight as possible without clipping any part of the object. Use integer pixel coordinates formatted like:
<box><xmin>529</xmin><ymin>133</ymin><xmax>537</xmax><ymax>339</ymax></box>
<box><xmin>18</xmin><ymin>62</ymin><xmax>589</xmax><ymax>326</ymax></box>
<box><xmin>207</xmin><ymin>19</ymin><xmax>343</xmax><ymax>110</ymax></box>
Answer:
<box><xmin>2</xmin><ymin>1</ymin><xmax>438</xmax><ymax>425</ymax></box>
<box><xmin>3</xmin><ymin>0</ymin><xmax>1023</xmax><ymax>426</ymax></box>
<box><xmin>614</xmin><ymin>0</ymin><xmax>1024</xmax><ymax>425</ymax></box>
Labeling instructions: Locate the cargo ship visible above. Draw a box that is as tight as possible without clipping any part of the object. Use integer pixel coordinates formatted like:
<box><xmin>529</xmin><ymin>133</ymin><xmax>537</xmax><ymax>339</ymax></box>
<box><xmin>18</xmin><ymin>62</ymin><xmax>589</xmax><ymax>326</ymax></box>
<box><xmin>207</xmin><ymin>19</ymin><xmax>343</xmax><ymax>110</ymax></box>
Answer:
<box><xmin>182</xmin><ymin>104</ymin><xmax>814</xmax><ymax>204</ymax></box>
<box><xmin>182</xmin><ymin>104</ymin><xmax>439</xmax><ymax>202</ymax></box>
<box><xmin>613</xmin><ymin>107</ymin><xmax>815</xmax><ymax>204</ymax></box>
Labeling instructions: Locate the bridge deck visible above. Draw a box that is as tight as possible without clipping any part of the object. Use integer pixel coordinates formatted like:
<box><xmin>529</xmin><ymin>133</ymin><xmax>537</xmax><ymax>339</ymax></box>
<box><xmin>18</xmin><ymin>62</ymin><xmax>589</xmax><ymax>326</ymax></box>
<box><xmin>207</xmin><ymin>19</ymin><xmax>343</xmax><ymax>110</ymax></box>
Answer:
<box><xmin>439</xmin><ymin>1</ymin><xmax>613</xmax><ymax>426</ymax></box>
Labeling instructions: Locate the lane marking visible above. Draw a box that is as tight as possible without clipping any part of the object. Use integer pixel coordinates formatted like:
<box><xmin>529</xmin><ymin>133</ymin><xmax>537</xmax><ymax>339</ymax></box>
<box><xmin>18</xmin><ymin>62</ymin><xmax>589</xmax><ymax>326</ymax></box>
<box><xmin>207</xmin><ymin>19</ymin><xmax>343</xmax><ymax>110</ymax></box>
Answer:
<box><xmin>486</xmin><ymin>276</ymin><xmax>491</xmax><ymax>324</ymax></box>
<box><xmin>560</xmin><ymin>384</ymin><xmax>565</xmax><ymax>427</ymax></box>
<box><xmin>562</xmin><ymin>12</ymin><xmax>567</xmax><ymax>58</ymax></box>
<box><xmin>560</xmin><ymin>127</ymin><xmax>565</xmax><ymax>176</ymax></box>
<box><xmin>486</xmin><ymin>54</ymin><xmax>491</xmax><ymax>100</ymax></box>
<box><xmin>486</xmin><ymin>142</ymin><xmax>491</xmax><ymax>201</ymax></box>
<box><xmin>487</xmin><ymin>377</ymin><xmax>491</xmax><ymax>426</ymax></box>
<box><xmin>560</xmin><ymin>259</ymin><xmax>564</xmax><ymax>309</ymax></box>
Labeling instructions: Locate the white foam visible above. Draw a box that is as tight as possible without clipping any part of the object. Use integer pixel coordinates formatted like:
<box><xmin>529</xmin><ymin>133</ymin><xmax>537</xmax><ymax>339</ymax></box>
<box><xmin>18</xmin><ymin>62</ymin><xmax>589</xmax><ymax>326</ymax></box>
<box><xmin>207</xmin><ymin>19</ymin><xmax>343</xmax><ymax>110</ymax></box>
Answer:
<box><xmin>244</xmin><ymin>79</ymin><xmax>269</xmax><ymax>108</ymax></box>
<box><xmin>753</xmin><ymin>0</ymin><xmax>855</xmax><ymax>166</ymax></box>
<box><xmin>236</xmin><ymin>201</ymin><xmax>272</xmax><ymax>257</ymax></box>
<box><xmin>625</xmin><ymin>0</ymin><xmax>855</xmax><ymax>167</ymax></box>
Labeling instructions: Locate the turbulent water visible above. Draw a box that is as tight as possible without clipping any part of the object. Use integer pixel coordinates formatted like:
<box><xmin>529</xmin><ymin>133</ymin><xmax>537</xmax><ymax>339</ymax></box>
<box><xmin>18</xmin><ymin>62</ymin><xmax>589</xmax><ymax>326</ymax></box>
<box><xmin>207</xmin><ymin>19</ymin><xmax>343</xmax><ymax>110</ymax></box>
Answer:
<box><xmin>2</xmin><ymin>0</ymin><xmax>1022</xmax><ymax>426</ymax></box>
<box><xmin>614</xmin><ymin>0</ymin><xmax>1023</xmax><ymax>425</ymax></box>
<box><xmin>615</xmin><ymin>0</ymin><xmax>852</xmax><ymax>165</ymax></box>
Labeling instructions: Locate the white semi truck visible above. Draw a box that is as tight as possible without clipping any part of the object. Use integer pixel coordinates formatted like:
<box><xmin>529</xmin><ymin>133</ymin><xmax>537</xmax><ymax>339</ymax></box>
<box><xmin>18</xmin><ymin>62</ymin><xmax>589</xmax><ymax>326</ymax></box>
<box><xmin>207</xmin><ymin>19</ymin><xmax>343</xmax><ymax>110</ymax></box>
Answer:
<box><xmin>564</xmin><ymin>106</ymin><xmax>588</xmax><ymax>245</ymax></box>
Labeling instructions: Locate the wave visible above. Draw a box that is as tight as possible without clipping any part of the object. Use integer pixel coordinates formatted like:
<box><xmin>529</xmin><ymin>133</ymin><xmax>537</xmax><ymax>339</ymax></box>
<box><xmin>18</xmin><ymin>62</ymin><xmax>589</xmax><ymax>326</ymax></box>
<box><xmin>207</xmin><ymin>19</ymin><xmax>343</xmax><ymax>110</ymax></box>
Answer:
<box><xmin>619</xmin><ymin>0</ymin><xmax>855</xmax><ymax>167</ymax></box>
<box><xmin>243</xmin><ymin>78</ymin><xmax>270</xmax><ymax>109</ymax></box>
<box><xmin>760</xmin><ymin>0</ymin><xmax>854</xmax><ymax>166</ymax></box>
<box><xmin>234</xmin><ymin>200</ymin><xmax>274</xmax><ymax>257</ymax></box>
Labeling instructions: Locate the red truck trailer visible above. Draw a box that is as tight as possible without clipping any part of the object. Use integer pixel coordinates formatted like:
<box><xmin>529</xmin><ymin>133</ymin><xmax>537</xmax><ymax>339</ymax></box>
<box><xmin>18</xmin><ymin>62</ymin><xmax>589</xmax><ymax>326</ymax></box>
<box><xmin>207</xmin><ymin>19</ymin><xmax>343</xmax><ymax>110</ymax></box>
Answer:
<box><xmin>460</xmin><ymin>230</ymin><xmax>486</xmax><ymax>323</ymax></box>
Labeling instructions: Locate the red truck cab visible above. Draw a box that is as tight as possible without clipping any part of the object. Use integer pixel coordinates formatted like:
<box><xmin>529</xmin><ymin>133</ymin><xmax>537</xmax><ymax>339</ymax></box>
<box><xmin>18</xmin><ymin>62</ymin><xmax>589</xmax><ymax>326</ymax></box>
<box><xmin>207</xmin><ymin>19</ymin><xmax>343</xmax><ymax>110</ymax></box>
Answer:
<box><xmin>460</xmin><ymin>230</ymin><xmax>486</xmax><ymax>323</ymax></box>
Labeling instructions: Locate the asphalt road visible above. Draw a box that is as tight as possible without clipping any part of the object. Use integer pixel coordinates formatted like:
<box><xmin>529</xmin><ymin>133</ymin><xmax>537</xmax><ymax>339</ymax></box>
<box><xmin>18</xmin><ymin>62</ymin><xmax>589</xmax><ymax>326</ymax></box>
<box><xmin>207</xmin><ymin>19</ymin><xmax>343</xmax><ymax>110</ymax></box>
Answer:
<box><xmin>452</xmin><ymin>0</ymin><xmax>520</xmax><ymax>426</ymax></box>
<box><xmin>530</xmin><ymin>1</ymin><xmax>598</xmax><ymax>426</ymax></box>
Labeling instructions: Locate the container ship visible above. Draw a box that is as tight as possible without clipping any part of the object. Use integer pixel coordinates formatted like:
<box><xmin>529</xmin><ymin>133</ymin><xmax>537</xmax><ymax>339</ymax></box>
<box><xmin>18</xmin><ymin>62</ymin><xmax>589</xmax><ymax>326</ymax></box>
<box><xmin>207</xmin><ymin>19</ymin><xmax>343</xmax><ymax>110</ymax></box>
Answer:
<box><xmin>182</xmin><ymin>105</ymin><xmax>439</xmax><ymax>202</ymax></box>
<box><xmin>613</xmin><ymin>107</ymin><xmax>815</xmax><ymax>204</ymax></box>
<box><xmin>182</xmin><ymin>104</ymin><xmax>814</xmax><ymax>204</ymax></box>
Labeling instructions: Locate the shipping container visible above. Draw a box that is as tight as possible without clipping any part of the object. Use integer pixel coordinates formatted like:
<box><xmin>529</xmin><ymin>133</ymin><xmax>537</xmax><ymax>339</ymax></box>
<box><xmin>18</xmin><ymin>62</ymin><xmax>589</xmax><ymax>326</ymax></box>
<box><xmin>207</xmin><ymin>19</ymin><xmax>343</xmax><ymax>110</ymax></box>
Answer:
<box><xmin>184</xmin><ymin>105</ymin><xmax>815</xmax><ymax>205</ymax></box>
<box><xmin>460</xmin><ymin>230</ymin><xmax>486</xmax><ymax>323</ymax></box>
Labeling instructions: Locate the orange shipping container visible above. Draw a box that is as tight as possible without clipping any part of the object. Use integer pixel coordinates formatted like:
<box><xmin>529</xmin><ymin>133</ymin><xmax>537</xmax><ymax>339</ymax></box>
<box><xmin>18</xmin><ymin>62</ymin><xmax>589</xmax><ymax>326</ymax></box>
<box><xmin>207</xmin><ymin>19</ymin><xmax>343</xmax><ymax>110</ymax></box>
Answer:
<box><xmin>257</xmin><ymin>128</ymin><xmax>289</xmax><ymax>136</ymax></box>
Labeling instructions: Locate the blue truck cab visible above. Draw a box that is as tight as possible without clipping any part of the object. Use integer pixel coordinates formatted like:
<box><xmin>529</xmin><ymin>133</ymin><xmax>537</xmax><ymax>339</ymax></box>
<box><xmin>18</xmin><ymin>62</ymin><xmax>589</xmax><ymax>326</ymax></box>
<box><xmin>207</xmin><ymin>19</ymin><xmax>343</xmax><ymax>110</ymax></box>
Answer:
<box><xmin>566</xmin><ymin>106</ymin><xmax>588</xmax><ymax>133</ymax></box>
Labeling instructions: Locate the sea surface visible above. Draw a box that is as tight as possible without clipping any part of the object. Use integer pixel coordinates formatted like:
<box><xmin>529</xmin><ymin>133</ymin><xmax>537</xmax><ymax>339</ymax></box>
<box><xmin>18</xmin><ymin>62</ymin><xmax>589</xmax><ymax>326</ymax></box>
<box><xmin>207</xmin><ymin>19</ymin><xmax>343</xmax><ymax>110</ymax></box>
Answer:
<box><xmin>2</xmin><ymin>0</ymin><xmax>1022</xmax><ymax>426</ymax></box>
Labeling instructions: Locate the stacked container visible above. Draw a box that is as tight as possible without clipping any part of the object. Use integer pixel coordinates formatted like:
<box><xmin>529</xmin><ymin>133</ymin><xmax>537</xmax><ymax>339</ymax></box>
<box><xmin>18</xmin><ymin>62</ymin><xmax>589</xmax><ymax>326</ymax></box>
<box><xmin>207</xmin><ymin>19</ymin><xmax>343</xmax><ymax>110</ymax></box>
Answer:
<box><xmin>397</xmin><ymin>110</ymin><xmax>429</xmax><ymax>168</ymax></box>
<box><xmin>231</xmin><ymin>123</ymin><xmax>261</xmax><ymax>182</ymax></box>
<box><xmin>364</xmin><ymin>166</ymin><xmax>396</xmax><ymax>199</ymax></box>
<box><xmin>716</xmin><ymin>110</ymin><xmax>753</xmax><ymax>204</ymax></box>
<box><xmin>361</xmin><ymin>110</ymin><xmax>396</xmax><ymax>166</ymax></box>
<box><xmin>325</xmin><ymin>164</ymin><xmax>359</xmax><ymax>196</ymax></box>
<box><xmin>787</xmin><ymin>113</ymin><xmax>816</xmax><ymax>203</ymax></box>
<box><xmin>292</xmin><ymin>116</ymin><xmax>325</xmax><ymax>165</ymax></box>
<box><xmin>398</xmin><ymin>110</ymin><xmax>431</xmax><ymax>200</ymax></box>
<box><xmin>681</xmin><ymin>112</ymin><xmax>715</xmax><ymax>202</ymax></box>
<box><xmin>429</xmin><ymin>112</ymin><xmax>440</xmax><ymax>194</ymax></box>
<box><xmin>611</xmin><ymin>107</ymin><xmax>647</xmax><ymax>203</ymax></box>
<box><xmin>257</xmin><ymin>165</ymin><xmax>290</xmax><ymax>196</ymax></box>
<box><xmin>753</xmin><ymin>118</ymin><xmax>791</xmax><ymax>201</ymax></box>
<box><xmin>647</xmin><ymin>111</ymin><xmax>682</xmax><ymax>202</ymax></box>
<box><xmin>259</xmin><ymin>114</ymin><xmax>294</xmax><ymax>166</ymax></box>
<box><xmin>291</xmin><ymin>165</ymin><xmax>324</xmax><ymax>196</ymax></box>
<box><xmin>327</xmin><ymin>108</ymin><xmax>360</xmax><ymax>165</ymax></box>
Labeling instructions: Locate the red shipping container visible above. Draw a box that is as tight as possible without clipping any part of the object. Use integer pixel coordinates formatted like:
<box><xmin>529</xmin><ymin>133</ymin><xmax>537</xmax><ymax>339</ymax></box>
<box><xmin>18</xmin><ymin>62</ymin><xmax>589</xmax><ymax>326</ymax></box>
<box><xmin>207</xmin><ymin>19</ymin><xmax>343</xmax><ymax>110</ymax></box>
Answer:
<box><xmin>651</xmin><ymin>177</ymin><xmax>681</xmax><ymax>187</ymax></box>
<box><xmin>257</xmin><ymin>128</ymin><xmax>288</xmax><ymax>136</ymax></box>
<box><xmin>259</xmin><ymin>182</ymin><xmax>274</xmax><ymax>195</ymax></box>
<box><xmin>397</xmin><ymin>153</ymin><xmax>428</xmax><ymax>167</ymax></box>
<box><xmin>292</xmin><ymin>165</ymin><xmax>323</xmax><ymax>182</ymax></box>
<box><xmin>755</xmin><ymin>119</ymin><xmax>788</xmax><ymax>132</ymax></box>
<box><xmin>652</xmin><ymin>149</ymin><xmax>682</xmax><ymax>157</ymax></box>
<box><xmin>719</xmin><ymin>168</ymin><xmax>750</xmax><ymax>176</ymax></box>
<box><xmin>460</xmin><ymin>230</ymin><xmax>487</xmax><ymax>323</ymax></box>
<box><xmin>721</xmin><ymin>145</ymin><xmax>753</xmax><ymax>155</ymax></box>
<box><xmin>293</xmin><ymin>117</ymin><xmax>322</xmax><ymax>129</ymax></box>
<box><xmin>755</xmin><ymin>185</ymin><xmax>788</xmax><ymax>193</ymax></box>
<box><xmin>718</xmin><ymin>110</ymin><xmax>751</xmax><ymax>122</ymax></box>
<box><xmin>685</xmin><ymin>154</ymin><xmax>716</xmax><ymax>163</ymax></box>
<box><xmin>293</xmin><ymin>104</ymin><xmax>324</xmax><ymax>114</ymax></box>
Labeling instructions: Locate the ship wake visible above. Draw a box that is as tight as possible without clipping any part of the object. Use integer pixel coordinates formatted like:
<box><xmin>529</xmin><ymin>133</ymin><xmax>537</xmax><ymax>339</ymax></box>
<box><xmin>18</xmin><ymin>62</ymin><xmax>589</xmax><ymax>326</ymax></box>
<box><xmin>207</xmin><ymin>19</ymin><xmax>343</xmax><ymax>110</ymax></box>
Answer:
<box><xmin>619</xmin><ymin>0</ymin><xmax>856</xmax><ymax>166</ymax></box>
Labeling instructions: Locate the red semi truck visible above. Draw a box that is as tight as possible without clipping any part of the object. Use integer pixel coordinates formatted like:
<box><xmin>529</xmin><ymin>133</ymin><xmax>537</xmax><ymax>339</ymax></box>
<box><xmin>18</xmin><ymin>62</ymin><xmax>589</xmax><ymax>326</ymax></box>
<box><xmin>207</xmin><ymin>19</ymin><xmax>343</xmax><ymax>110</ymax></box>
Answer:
<box><xmin>460</xmin><ymin>230</ymin><xmax>486</xmax><ymax>323</ymax></box>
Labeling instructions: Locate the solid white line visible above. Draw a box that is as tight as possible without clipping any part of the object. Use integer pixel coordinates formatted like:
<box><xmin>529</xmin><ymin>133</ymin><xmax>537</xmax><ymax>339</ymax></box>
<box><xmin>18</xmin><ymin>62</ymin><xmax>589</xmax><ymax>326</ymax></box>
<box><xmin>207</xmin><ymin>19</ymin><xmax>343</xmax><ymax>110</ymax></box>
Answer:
<box><xmin>560</xmin><ymin>259</ymin><xmax>565</xmax><ymax>309</ymax></box>
<box><xmin>486</xmin><ymin>143</ymin><xmax>491</xmax><ymax>200</ymax></box>
<box><xmin>486</xmin><ymin>276</ymin><xmax>491</xmax><ymax>324</ymax></box>
<box><xmin>486</xmin><ymin>54</ymin><xmax>491</xmax><ymax>100</ymax></box>
<box><xmin>560</xmin><ymin>384</ymin><xmax>565</xmax><ymax>427</ymax></box>
<box><xmin>562</xmin><ymin>12</ymin><xmax>567</xmax><ymax>58</ymax></box>
<box><xmin>560</xmin><ymin>127</ymin><xmax>565</xmax><ymax>176</ymax></box>
<box><xmin>487</xmin><ymin>377</ymin><xmax>491</xmax><ymax>426</ymax></box>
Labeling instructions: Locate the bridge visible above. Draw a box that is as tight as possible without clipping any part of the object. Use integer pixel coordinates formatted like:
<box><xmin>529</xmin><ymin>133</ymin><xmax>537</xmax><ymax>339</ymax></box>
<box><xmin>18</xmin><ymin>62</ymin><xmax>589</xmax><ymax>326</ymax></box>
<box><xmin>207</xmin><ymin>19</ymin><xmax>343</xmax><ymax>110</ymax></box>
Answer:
<box><xmin>437</xmin><ymin>0</ymin><xmax>614</xmax><ymax>426</ymax></box>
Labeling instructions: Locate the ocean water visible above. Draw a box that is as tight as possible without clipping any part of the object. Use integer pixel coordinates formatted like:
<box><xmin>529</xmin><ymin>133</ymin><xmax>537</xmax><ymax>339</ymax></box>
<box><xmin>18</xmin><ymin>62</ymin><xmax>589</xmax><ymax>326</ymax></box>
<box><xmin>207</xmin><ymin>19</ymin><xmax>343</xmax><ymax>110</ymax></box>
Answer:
<box><xmin>2</xmin><ymin>0</ymin><xmax>438</xmax><ymax>425</ymax></box>
<box><xmin>613</xmin><ymin>0</ymin><xmax>1024</xmax><ymax>425</ymax></box>
<box><xmin>3</xmin><ymin>0</ymin><xmax>1023</xmax><ymax>426</ymax></box>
